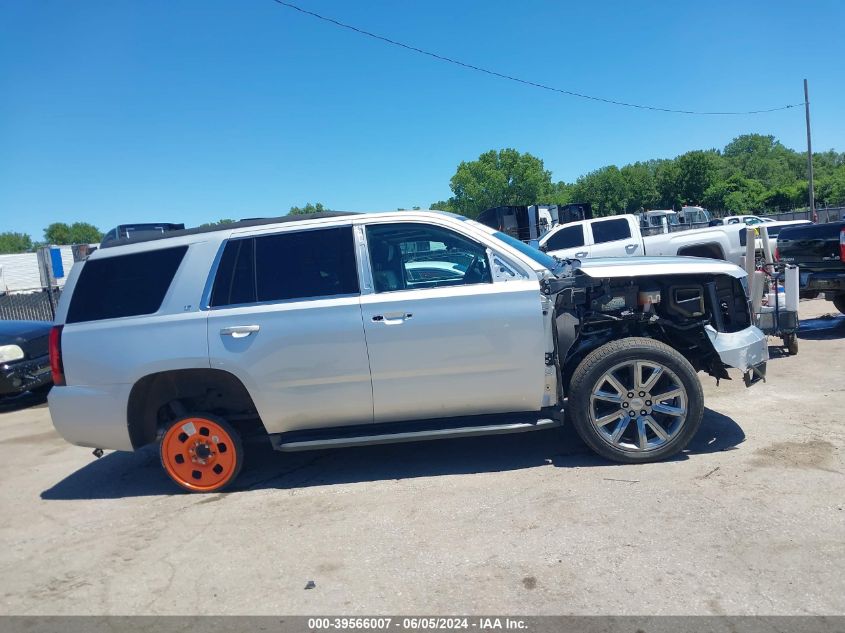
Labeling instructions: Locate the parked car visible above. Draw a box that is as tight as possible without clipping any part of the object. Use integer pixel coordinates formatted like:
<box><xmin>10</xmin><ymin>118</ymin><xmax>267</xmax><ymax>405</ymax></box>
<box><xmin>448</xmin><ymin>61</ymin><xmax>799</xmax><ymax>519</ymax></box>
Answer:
<box><xmin>710</xmin><ymin>215</ymin><xmax>809</xmax><ymax>227</ymax></box>
<box><xmin>777</xmin><ymin>220</ymin><xmax>845</xmax><ymax>312</ymax></box>
<box><xmin>538</xmin><ymin>214</ymin><xmax>749</xmax><ymax>266</ymax></box>
<box><xmin>48</xmin><ymin>211</ymin><xmax>767</xmax><ymax>492</ymax></box>
<box><xmin>0</xmin><ymin>320</ymin><xmax>53</xmax><ymax>399</ymax></box>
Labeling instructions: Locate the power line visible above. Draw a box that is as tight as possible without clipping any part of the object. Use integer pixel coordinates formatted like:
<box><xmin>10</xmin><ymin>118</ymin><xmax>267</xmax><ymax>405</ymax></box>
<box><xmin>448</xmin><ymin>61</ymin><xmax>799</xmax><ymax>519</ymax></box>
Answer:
<box><xmin>270</xmin><ymin>0</ymin><xmax>804</xmax><ymax>116</ymax></box>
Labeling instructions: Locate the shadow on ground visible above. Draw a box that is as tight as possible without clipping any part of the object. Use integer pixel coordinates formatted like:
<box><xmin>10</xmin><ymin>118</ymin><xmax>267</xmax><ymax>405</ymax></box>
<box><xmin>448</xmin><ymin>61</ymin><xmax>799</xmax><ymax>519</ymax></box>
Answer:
<box><xmin>798</xmin><ymin>313</ymin><xmax>845</xmax><ymax>341</ymax></box>
<box><xmin>41</xmin><ymin>407</ymin><xmax>744</xmax><ymax>501</ymax></box>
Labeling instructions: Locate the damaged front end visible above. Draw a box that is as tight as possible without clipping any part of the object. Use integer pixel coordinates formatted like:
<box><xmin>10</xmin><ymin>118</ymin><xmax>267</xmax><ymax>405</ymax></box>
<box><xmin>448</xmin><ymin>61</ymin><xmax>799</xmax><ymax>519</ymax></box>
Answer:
<box><xmin>544</xmin><ymin>257</ymin><xmax>768</xmax><ymax>394</ymax></box>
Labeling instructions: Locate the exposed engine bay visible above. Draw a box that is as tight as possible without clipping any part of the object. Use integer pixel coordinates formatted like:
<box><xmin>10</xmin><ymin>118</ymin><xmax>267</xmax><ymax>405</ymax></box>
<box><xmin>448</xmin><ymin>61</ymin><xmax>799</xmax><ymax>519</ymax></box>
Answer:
<box><xmin>543</xmin><ymin>265</ymin><xmax>764</xmax><ymax>395</ymax></box>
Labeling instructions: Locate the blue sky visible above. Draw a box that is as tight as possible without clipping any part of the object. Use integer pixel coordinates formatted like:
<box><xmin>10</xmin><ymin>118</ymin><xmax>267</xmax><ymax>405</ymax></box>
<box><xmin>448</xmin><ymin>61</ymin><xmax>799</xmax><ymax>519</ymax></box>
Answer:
<box><xmin>2</xmin><ymin>0</ymin><xmax>844</xmax><ymax>240</ymax></box>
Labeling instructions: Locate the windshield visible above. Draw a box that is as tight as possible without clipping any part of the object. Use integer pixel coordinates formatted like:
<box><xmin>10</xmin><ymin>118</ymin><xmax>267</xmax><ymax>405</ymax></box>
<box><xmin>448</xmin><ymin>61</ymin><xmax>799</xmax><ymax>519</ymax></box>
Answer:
<box><xmin>489</xmin><ymin>230</ymin><xmax>558</xmax><ymax>270</ymax></box>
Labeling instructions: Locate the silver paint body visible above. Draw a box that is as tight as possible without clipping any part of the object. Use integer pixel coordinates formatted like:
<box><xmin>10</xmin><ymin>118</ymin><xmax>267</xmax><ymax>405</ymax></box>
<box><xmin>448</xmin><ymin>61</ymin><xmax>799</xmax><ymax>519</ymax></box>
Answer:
<box><xmin>49</xmin><ymin>211</ymin><xmax>765</xmax><ymax>451</ymax></box>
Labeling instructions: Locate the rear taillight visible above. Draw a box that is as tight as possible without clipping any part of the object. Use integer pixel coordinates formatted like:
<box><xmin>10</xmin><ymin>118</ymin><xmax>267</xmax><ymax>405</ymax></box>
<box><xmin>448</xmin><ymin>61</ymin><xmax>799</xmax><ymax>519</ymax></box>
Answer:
<box><xmin>840</xmin><ymin>228</ymin><xmax>845</xmax><ymax>262</ymax></box>
<box><xmin>49</xmin><ymin>325</ymin><xmax>65</xmax><ymax>386</ymax></box>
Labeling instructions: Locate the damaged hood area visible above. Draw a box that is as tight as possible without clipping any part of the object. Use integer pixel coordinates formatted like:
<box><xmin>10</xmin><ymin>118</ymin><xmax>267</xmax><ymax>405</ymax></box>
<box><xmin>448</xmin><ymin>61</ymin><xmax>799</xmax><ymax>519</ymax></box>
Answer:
<box><xmin>573</xmin><ymin>256</ymin><xmax>747</xmax><ymax>280</ymax></box>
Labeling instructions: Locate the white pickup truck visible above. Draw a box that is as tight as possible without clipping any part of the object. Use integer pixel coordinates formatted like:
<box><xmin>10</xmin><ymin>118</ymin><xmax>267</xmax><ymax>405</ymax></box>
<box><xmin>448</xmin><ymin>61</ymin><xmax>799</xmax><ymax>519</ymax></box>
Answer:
<box><xmin>539</xmin><ymin>214</ymin><xmax>748</xmax><ymax>266</ymax></box>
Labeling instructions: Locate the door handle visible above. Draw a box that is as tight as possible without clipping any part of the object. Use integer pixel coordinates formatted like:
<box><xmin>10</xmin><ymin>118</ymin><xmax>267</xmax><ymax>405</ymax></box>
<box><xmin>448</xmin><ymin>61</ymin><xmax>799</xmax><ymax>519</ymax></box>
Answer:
<box><xmin>372</xmin><ymin>313</ymin><xmax>413</xmax><ymax>324</ymax></box>
<box><xmin>220</xmin><ymin>325</ymin><xmax>260</xmax><ymax>338</ymax></box>
<box><xmin>574</xmin><ymin>251</ymin><xmax>588</xmax><ymax>258</ymax></box>
<box><xmin>625</xmin><ymin>243</ymin><xmax>638</xmax><ymax>252</ymax></box>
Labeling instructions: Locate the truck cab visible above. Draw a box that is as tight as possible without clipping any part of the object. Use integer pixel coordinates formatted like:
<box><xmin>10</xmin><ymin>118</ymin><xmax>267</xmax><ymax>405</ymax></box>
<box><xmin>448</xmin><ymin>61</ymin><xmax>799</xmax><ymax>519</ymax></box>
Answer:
<box><xmin>540</xmin><ymin>215</ymin><xmax>642</xmax><ymax>259</ymax></box>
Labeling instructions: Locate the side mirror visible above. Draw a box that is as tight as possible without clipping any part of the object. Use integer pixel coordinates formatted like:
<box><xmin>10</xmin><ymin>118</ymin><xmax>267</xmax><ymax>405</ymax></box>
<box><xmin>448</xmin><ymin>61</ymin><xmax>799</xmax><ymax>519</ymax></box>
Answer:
<box><xmin>539</xmin><ymin>244</ymin><xmax>548</xmax><ymax>252</ymax></box>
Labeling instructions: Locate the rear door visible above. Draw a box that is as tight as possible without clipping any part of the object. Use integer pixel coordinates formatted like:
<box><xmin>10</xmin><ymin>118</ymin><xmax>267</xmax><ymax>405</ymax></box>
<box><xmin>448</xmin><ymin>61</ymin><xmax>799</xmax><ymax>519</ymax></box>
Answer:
<box><xmin>541</xmin><ymin>223</ymin><xmax>588</xmax><ymax>259</ymax></box>
<box><xmin>206</xmin><ymin>224</ymin><xmax>373</xmax><ymax>434</ymax></box>
<box><xmin>359</xmin><ymin>219</ymin><xmax>546</xmax><ymax>423</ymax></box>
<box><xmin>587</xmin><ymin>216</ymin><xmax>641</xmax><ymax>257</ymax></box>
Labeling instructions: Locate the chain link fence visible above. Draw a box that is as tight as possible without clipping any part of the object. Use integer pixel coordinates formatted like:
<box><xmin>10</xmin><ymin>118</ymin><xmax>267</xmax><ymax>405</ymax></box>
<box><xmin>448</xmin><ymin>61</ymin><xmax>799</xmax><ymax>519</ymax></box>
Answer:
<box><xmin>0</xmin><ymin>288</ymin><xmax>61</xmax><ymax>322</ymax></box>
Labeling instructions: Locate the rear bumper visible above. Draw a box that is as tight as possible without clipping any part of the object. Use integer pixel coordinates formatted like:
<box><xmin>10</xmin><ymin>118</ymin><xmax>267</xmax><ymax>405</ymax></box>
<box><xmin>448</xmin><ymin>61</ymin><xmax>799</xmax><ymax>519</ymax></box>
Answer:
<box><xmin>0</xmin><ymin>355</ymin><xmax>52</xmax><ymax>396</ymax></box>
<box><xmin>800</xmin><ymin>271</ymin><xmax>845</xmax><ymax>292</ymax></box>
<box><xmin>704</xmin><ymin>325</ymin><xmax>769</xmax><ymax>387</ymax></box>
<box><xmin>48</xmin><ymin>383</ymin><xmax>134</xmax><ymax>451</ymax></box>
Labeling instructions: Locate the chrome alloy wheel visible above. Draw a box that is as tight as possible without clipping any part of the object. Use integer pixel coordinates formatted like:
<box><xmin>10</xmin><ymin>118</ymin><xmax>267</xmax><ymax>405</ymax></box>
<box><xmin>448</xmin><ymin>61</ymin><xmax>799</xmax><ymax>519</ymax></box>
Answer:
<box><xmin>588</xmin><ymin>360</ymin><xmax>688</xmax><ymax>452</ymax></box>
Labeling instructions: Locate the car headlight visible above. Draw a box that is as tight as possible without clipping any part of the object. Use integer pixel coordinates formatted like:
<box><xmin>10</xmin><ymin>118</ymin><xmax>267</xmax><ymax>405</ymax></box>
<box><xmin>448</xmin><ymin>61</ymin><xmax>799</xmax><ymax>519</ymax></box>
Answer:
<box><xmin>0</xmin><ymin>345</ymin><xmax>25</xmax><ymax>363</ymax></box>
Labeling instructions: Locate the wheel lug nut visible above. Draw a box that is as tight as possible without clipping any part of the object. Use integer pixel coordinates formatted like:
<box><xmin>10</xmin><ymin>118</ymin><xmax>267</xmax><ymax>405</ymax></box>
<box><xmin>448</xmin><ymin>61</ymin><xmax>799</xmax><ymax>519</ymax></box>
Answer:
<box><xmin>629</xmin><ymin>411</ymin><xmax>636</xmax><ymax>417</ymax></box>
<box><xmin>641</xmin><ymin>410</ymin><xmax>647</xmax><ymax>415</ymax></box>
<box><xmin>627</xmin><ymin>392</ymin><xmax>634</xmax><ymax>398</ymax></box>
<box><xmin>645</xmin><ymin>400</ymin><xmax>652</xmax><ymax>406</ymax></box>
<box><xmin>622</xmin><ymin>402</ymin><xmax>629</xmax><ymax>408</ymax></box>
<box><xmin>639</xmin><ymin>391</ymin><xmax>646</xmax><ymax>397</ymax></box>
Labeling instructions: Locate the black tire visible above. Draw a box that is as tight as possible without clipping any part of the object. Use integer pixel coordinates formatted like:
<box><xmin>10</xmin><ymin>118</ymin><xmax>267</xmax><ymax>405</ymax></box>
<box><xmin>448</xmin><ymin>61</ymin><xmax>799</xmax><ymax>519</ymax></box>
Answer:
<box><xmin>568</xmin><ymin>337</ymin><xmax>704</xmax><ymax>463</ymax></box>
<box><xmin>832</xmin><ymin>293</ymin><xmax>845</xmax><ymax>315</ymax></box>
<box><xmin>159</xmin><ymin>414</ymin><xmax>244</xmax><ymax>493</ymax></box>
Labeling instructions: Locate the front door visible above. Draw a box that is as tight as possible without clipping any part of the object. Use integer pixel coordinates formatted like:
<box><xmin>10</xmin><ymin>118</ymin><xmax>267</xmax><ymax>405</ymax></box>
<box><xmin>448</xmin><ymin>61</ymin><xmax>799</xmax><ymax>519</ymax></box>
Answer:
<box><xmin>360</xmin><ymin>221</ymin><xmax>546</xmax><ymax>424</ymax></box>
<box><xmin>542</xmin><ymin>223</ymin><xmax>589</xmax><ymax>260</ymax></box>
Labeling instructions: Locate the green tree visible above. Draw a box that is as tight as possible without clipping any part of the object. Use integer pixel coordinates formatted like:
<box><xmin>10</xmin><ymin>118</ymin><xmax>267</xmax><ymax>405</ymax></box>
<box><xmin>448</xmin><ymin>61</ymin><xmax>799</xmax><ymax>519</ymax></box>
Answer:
<box><xmin>546</xmin><ymin>181</ymin><xmax>575</xmax><ymax>206</ymax></box>
<box><xmin>429</xmin><ymin>200</ymin><xmax>456</xmax><ymax>212</ymax></box>
<box><xmin>441</xmin><ymin>149</ymin><xmax>552</xmax><ymax>218</ymax></box>
<box><xmin>722</xmin><ymin>134</ymin><xmax>803</xmax><ymax>188</ymax></box>
<box><xmin>674</xmin><ymin>150</ymin><xmax>722</xmax><ymax>205</ymax></box>
<box><xmin>570</xmin><ymin>166</ymin><xmax>628</xmax><ymax>216</ymax></box>
<box><xmin>289</xmin><ymin>202</ymin><xmax>328</xmax><ymax>215</ymax></box>
<box><xmin>655</xmin><ymin>160</ymin><xmax>682</xmax><ymax>209</ymax></box>
<box><xmin>815</xmin><ymin>170</ymin><xmax>845</xmax><ymax>206</ymax></box>
<box><xmin>43</xmin><ymin>222</ymin><xmax>102</xmax><ymax>244</ymax></box>
<box><xmin>199</xmin><ymin>218</ymin><xmax>236</xmax><ymax>228</ymax></box>
<box><xmin>703</xmin><ymin>174</ymin><xmax>766</xmax><ymax>214</ymax></box>
<box><xmin>0</xmin><ymin>231</ymin><xmax>33</xmax><ymax>254</ymax></box>
<box><xmin>619</xmin><ymin>162</ymin><xmax>659</xmax><ymax>212</ymax></box>
<box><xmin>762</xmin><ymin>184</ymin><xmax>803</xmax><ymax>211</ymax></box>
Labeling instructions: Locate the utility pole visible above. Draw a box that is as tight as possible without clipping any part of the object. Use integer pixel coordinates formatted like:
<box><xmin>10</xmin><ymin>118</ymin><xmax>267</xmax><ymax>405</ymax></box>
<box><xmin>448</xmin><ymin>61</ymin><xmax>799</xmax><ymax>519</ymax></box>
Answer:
<box><xmin>804</xmin><ymin>79</ymin><xmax>816</xmax><ymax>223</ymax></box>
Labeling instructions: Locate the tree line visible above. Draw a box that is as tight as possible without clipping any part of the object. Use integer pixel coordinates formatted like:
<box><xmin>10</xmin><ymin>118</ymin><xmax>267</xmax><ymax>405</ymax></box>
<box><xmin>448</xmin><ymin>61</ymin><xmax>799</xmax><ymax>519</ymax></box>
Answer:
<box><xmin>429</xmin><ymin>134</ymin><xmax>845</xmax><ymax>218</ymax></box>
<box><xmin>3</xmin><ymin>133</ymin><xmax>843</xmax><ymax>253</ymax></box>
<box><xmin>0</xmin><ymin>222</ymin><xmax>103</xmax><ymax>255</ymax></box>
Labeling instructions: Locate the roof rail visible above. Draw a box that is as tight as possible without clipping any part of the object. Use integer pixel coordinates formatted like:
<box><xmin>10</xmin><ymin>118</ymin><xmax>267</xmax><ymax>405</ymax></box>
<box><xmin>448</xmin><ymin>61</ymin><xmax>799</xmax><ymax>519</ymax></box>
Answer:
<box><xmin>99</xmin><ymin>211</ymin><xmax>359</xmax><ymax>249</ymax></box>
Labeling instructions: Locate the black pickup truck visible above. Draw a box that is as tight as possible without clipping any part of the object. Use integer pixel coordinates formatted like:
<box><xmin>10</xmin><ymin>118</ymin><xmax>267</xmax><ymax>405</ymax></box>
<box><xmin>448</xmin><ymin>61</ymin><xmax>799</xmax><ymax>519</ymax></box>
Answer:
<box><xmin>777</xmin><ymin>220</ymin><xmax>845</xmax><ymax>313</ymax></box>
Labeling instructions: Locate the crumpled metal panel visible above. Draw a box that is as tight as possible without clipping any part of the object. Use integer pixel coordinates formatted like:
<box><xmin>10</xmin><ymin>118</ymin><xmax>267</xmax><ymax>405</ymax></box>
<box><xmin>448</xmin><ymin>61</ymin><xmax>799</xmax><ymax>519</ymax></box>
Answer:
<box><xmin>704</xmin><ymin>325</ymin><xmax>769</xmax><ymax>371</ymax></box>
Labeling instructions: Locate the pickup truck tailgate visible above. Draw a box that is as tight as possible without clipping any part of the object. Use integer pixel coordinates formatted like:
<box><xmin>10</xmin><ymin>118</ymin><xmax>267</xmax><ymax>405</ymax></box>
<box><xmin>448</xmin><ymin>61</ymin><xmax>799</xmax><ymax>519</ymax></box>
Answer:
<box><xmin>777</xmin><ymin>221</ymin><xmax>845</xmax><ymax>271</ymax></box>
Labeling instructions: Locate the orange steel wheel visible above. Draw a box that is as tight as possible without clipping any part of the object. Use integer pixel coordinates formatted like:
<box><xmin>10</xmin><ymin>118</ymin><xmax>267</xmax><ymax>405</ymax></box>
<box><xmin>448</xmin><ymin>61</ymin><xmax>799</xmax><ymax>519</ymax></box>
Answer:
<box><xmin>160</xmin><ymin>415</ymin><xmax>243</xmax><ymax>493</ymax></box>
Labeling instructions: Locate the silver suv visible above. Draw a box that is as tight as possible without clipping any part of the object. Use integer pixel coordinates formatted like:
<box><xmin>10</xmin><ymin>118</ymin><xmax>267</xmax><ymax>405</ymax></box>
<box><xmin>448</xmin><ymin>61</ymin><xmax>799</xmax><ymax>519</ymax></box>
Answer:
<box><xmin>48</xmin><ymin>211</ymin><xmax>768</xmax><ymax>492</ymax></box>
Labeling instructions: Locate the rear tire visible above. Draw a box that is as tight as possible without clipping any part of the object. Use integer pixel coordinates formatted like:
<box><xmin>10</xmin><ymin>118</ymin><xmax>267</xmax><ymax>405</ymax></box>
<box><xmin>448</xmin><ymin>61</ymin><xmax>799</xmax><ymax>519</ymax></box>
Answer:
<box><xmin>568</xmin><ymin>337</ymin><xmax>704</xmax><ymax>463</ymax></box>
<box><xmin>159</xmin><ymin>414</ymin><xmax>243</xmax><ymax>493</ymax></box>
<box><xmin>832</xmin><ymin>293</ymin><xmax>845</xmax><ymax>315</ymax></box>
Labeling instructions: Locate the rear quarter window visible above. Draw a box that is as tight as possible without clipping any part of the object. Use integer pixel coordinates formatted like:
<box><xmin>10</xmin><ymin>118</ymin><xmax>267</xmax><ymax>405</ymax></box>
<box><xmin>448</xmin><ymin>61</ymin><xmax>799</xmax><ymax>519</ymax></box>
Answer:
<box><xmin>66</xmin><ymin>246</ymin><xmax>188</xmax><ymax>323</ymax></box>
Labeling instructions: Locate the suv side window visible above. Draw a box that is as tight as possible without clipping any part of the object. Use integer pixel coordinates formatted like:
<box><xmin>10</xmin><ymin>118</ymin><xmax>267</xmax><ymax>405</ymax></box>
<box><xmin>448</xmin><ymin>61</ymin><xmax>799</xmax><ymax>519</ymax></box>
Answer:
<box><xmin>545</xmin><ymin>225</ymin><xmax>584</xmax><ymax>250</ymax></box>
<box><xmin>591</xmin><ymin>218</ymin><xmax>631</xmax><ymax>244</ymax></box>
<box><xmin>366</xmin><ymin>223</ymin><xmax>492</xmax><ymax>293</ymax></box>
<box><xmin>210</xmin><ymin>226</ymin><xmax>358</xmax><ymax>307</ymax></box>
<box><xmin>67</xmin><ymin>246</ymin><xmax>188</xmax><ymax>323</ymax></box>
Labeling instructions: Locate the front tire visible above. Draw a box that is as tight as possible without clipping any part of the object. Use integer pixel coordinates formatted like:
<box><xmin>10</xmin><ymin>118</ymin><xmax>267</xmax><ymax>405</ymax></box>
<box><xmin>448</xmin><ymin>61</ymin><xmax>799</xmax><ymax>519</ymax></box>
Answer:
<box><xmin>159</xmin><ymin>414</ymin><xmax>243</xmax><ymax>493</ymax></box>
<box><xmin>568</xmin><ymin>337</ymin><xmax>704</xmax><ymax>463</ymax></box>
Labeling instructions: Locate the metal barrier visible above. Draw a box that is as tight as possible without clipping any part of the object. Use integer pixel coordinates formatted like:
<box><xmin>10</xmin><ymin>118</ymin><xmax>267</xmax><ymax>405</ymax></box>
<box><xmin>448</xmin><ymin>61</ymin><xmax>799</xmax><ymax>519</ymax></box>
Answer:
<box><xmin>768</xmin><ymin>207</ymin><xmax>845</xmax><ymax>223</ymax></box>
<box><xmin>0</xmin><ymin>288</ymin><xmax>60</xmax><ymax>322</ymax></box>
